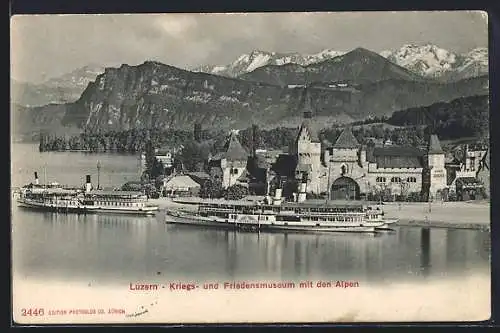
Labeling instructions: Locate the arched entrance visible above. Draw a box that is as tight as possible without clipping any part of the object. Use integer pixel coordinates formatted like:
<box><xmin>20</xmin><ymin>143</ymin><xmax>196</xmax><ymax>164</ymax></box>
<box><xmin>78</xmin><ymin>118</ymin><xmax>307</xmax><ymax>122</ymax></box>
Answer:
<box><xmin>331</xmin><ymin>177</ymin><xmax>360</xmax><ymax>200</ymax></box>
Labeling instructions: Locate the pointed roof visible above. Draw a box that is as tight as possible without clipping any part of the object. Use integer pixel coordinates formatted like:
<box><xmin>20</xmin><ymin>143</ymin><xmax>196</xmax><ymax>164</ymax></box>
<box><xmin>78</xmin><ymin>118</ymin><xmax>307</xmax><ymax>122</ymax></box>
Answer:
<box><xmin>428</xmin><ymin>134</ymin><xmax>444</xmax><ymax>154</ymax></box>
<box><xmin>302</xmin><ymin>87</ymin><xmax>314</xmax><ymax>119</ymax></box>
<box><xmin>333</xmin><ymin>127</ymin><xmax>359</xmax><ymax>149</ymax></box>
<box><xmin>298</xmin><ymin>119</ymin><xmax>320</xmax><ymax>143</ymax></box>
<box><xmin>222</xmin><ymin>131</ymin><xmax>249</xmax><ymax>161</ymax></box>
<box><xmin>296</xmin><ymin>87</ymin><xmax>320</xmax><ymax>143</ymax></box>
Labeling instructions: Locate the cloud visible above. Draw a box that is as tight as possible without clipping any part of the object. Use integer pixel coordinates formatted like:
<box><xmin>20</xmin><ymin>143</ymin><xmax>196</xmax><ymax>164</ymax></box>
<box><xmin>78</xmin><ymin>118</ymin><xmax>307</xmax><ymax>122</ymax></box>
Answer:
<box><xmin>154</xmin><ymin>14</ymin><xmax>198</xmax><ymax>37</ymax></box>
<box><xmin>10</xmin><ymin>11</ymin><xmax>488</xmax><ymax>83</ymax></box>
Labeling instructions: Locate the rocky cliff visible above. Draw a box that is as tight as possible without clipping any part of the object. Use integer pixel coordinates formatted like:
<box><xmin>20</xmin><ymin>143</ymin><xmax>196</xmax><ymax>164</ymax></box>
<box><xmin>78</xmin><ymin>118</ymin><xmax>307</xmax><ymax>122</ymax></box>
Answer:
<box><xmin>13</xmin><ymin>59</ymin><xmax>489</xmax><ymax>138</ymax></box>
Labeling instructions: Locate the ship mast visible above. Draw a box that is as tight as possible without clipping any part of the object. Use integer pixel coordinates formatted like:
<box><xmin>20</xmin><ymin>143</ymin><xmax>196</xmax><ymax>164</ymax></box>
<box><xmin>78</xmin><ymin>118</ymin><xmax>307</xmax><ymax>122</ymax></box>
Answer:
<box><xmin>44</xmin><ymin>164</ymin><xmax>47</xmax><ymax>189</ymax></box>
<box><xmin>326</xmin><ymin>158</ymin><xmax>331</xmax><ymax>203</ymax></box>
<box><xmin>97</xmin><ymin>160</ymin><xmax>101</xmax><ymax>190</ymax></box>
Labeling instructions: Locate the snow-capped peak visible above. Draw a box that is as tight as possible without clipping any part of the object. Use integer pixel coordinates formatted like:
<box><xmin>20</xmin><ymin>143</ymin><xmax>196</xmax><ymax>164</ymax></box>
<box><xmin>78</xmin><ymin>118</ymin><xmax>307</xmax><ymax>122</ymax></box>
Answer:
<box><xmin>192</xmin><ymin>44</ymin><xmax>487</xmax><ymax>81</ymax></box>
<box><xmin>380</xmin><ymin>43</ymin><xmax>457</xmax><ymax>77</ymax></box>
<box><xmin>191</xmin><ymin>48</ymin><xmax>347</xmax><ymax>78</ymax></box>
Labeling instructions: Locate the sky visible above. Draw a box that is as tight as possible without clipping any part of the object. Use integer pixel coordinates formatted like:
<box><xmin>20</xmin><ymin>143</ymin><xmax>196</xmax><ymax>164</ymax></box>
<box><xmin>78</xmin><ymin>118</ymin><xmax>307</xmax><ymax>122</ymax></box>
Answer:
<box><xmin>11</xmin><ymin>11</ymin><xmax>488</xmax><ymax>83</ymax></box>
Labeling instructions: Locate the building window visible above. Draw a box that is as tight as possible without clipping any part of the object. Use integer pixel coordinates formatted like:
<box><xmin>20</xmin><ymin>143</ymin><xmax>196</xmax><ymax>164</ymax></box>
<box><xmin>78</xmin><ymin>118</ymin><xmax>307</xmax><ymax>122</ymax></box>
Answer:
<box><xmin>391</xmin><ymin>177</ymin><xmax>402</xmax><ymax>183</ymax></box>
<box><xmin>407</xmin><ymin>177</ymin><xmax>417</xmax><ymax>183</ymax></box>
<box><xmin>230</xmin><ymin>168</ymin><xmax>239</xmax><ymax>175</ymax></box>
<box><xmin>470</xmin><ymin>157</ymin><xmax>476</xmax><ymax>171</ymax></box>
<box><xmin>376</xmin><ymin>177</ymin><xmax>386</xmax><ymax>183</ymax></box>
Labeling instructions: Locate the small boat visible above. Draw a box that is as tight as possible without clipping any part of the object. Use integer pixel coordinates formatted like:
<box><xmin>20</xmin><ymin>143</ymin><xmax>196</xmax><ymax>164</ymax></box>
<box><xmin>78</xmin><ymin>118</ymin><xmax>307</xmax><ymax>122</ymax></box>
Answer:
<box><xmin>17</xmin><ymin>173</ymin><xmax>159</xmax><ymax>216</ymax></box>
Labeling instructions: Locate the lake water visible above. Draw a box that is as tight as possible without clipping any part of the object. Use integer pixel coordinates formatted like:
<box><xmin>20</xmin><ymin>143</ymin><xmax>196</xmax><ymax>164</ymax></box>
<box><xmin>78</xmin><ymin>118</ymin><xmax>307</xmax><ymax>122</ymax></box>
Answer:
<box><xmin>11</xmin><ymin>143</ymin><xmax>491</xmax><ymax>286</ymax></box>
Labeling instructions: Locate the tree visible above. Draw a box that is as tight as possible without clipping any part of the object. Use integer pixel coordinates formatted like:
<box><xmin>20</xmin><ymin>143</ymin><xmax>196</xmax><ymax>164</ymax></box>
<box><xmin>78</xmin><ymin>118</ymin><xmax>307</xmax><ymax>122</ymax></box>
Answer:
<box><xmin>199</xmin><ymin>179</ymin><xmax>223</xmax><ymax>199</ymax></box>
<box><xmin>176</xmin><ymin>140</ymin><xmax>209</xmax><ymax>172</ymax></box>
<box><xmin>224</xmin><ymin>184</ymin><xmax>249</xmax><ymax>200</ymax></box>
<box><xmin>150</xmin><ymin>158</ymin><xmax>165</xmax><ymax>180</ymax></box>
<box><xmin>144</xmin><ymin>140</ymin><xmax>156</xmax><ymax>176</ymax></box>
<box><xmin>143</xmin><ymin>139</ymin><xmax>165</xmax><ymax>180</ymax></box>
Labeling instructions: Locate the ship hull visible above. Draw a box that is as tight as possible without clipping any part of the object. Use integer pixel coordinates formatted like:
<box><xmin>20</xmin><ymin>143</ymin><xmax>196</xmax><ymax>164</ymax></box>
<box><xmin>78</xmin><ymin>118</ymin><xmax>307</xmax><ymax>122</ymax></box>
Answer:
<box><xmin>17</xmin><ymin>200</ymin><xmax>94</xmax><ymax>214</ymax></box>
<box><xmin>17</xmin><ymin>199</ymin><xmax>157</xmax><ymax>216</ymax></box>
<box><xmin>165</xmin><ymin>211</ymin><xmax>378</xmax><ymax>233</ymax></box>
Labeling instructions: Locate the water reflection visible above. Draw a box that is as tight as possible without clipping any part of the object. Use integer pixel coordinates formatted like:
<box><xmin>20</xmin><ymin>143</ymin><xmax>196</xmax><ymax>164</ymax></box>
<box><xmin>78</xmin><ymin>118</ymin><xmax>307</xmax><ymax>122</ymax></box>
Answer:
<box><xmin>11</xmin><ymin>144</ymin><xmax>491</xmax><ymax>286</ymax></box>
<box><xmin>12</xmin><ymin>201</ymin><xmax>491</xmax><ymax>286</ymax></box>
<box><xmin>420</xmin><ymin>228</ymin><xmax>431</xmax><ymax>277</ymax></box>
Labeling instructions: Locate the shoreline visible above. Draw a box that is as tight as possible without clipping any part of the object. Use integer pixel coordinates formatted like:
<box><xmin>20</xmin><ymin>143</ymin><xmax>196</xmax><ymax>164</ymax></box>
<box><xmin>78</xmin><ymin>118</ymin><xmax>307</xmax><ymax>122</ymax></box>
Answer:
<box><xmin>149</xmin><ymin>197</ymin><xmax>491</xmax><ymax>232</ymax></box>
<box><xmin>395</xmin><ymin>219</ymin><xmax>490</xmax><ymax>231</ymax></box>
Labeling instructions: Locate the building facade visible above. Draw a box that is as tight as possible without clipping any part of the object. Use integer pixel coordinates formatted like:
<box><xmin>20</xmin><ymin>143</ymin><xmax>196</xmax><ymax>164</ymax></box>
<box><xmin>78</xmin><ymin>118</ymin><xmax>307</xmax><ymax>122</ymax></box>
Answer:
<box><xmin>287</xmin><ymin>89</ymin><xmax>449</xmax><ymax>201</ymax></box>
<box><xmin>208</xmin><ymin>130</ymin><xmax>249</xmax><ymax>189</ymax></box>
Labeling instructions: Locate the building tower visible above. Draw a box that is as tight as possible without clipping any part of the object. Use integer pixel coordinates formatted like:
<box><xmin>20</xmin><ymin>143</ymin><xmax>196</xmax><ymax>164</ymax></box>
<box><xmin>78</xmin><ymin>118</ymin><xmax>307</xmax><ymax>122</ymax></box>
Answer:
<box><xmin>294</xmin><ymin>88</ymin><xmax>322</xmax><ymax>194</ymax></box>
<box><xmin>329</xmin><ymin>126</ymin><xmax>363</xmax><ymax>199</ymax></box>
<box><xmin>425</xmin><ymin>134</ymin><xmax>447</xmax><ymax>200</ymax></box>
<box><xmin>207</xmin><ymin>130</ymin><xmax>249</xmax><ymax>189</ymax></box>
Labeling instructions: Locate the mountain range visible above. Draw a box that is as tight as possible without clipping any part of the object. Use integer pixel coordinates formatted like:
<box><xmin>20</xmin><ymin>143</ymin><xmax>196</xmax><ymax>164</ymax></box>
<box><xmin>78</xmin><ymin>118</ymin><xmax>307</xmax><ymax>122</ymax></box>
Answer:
<box><xmin>11</xmin><ymin>64</ymin><xmax>105</xmax><ymax>107</ymax></box>
<box><xmin>192</xmin><ymin>49</ymin><xmax>346</xmax><ymax>78</ymax></box>
<box><xmin>194</xmin><ymin>43</ymin><xmax>488</xmax><ymax>81</ymax></box>
<box><xmin>12</xmin><ymin>46</ymin><xmax>489</xmax><ymax>141</ymax></box>
<box><xmin>237</xmin><ymin>47</ymin><xmax>423</xmax><ymax>86</ymax></box>
<box><xmin>380</xmin><ymin>44</ymin><xmax>488</xmax><ymax>81</ymax></box>
<box><xmin>11</xmin><ymin>43</ymin><xmax>487</xmax><ymax>109</ymax></box>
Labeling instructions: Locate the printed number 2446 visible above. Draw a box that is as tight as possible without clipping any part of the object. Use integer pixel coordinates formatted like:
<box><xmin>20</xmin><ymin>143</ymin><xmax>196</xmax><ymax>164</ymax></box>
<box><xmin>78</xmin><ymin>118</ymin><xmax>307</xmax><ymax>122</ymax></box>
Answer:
<box><xmin>21</xmin><ymin>308</ymin><xmax>44</xmax><ymax>316</ymax></box>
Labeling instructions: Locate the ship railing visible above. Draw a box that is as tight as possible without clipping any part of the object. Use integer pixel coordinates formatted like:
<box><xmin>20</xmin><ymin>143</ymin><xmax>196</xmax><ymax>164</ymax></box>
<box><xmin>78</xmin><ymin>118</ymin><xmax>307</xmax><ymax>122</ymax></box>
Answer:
<box><xmin>271</xmin><ymin>210</ymin><xmax>366</xmax><ymax>216</ymax></box>
<box><xmin>90</xmin><ymin>197</ymin><xmax>146</xmax><ymax>202</ymax></box>
<box><xmin>28</xmin><ymin>184</ymin><xmax>83</xmax><ymax>190</ymax></box>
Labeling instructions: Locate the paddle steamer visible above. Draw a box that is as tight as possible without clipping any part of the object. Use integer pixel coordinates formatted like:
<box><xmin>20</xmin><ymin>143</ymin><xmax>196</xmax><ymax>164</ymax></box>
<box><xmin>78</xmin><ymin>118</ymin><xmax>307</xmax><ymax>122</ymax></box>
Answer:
<box><xmin>166</xmin><ymin>187</ymin><xmax>398</xmax><ymax>233</ymax></box>
<box><xmin>16</xmin><ymin>173</ymin><xmax>159</xmax><ymax>216</ymax></box>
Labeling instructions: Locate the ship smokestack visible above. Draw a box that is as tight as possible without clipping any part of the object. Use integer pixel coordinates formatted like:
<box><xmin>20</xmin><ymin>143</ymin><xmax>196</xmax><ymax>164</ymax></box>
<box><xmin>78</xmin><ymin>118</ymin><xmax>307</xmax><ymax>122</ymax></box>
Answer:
<box><xmin>85</xmin><ymin>175</ymin><xmax>92</xmax><ymax>193</ymax></box>
<box><xmin>273</xmin><ymin>188</ymin><xmax>283</xmax><ymax>206</ymax></box>
<box><xmin>34</xmin><ymin>172</ymin><xmax>39</xmax><ymax>185</ymax></box>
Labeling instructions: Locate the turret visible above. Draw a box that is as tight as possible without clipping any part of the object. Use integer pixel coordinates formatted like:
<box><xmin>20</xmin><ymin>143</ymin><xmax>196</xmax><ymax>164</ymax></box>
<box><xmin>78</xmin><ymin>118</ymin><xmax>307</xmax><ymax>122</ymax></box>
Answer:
<box><xmin>295</xmin><ymin>87</ymin><xmax>322</xmax><ymax>195</ymax></box>
<box><xmin>427</xmin><ymin>134</ymin><xmax>445</xmax><ymax>169</ymax></box>
<box><xmin>426</xmin><ymin>134</ymin><xmax>447</xmax><ymax>199</ymax></box>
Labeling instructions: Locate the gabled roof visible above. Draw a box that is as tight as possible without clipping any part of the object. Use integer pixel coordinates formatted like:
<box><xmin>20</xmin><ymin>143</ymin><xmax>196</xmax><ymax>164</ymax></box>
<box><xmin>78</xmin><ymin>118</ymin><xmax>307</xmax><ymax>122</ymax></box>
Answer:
<box><xmin>428</xmin><ymin>134</ymin><xmax>444</xmax><ymax>154</ymax></box>
<box><xmin>367</xmin><ymin>146</ymin><xmax>425</xmax><ymax>168</ymax></box>
<box><xmin>333</xmin><ymin>127</ymin><xmax>359</xmax><ymax>149</ymax></box>
<box><xmin>164</xmin><ymin>175</ymin><xmax>202</xmax><ymax>189</ymax></box>
<box><xmin>212</xmin><ymin>131</ymin><xmax>249</xmax><ymax>162</ymax></box>
<box><xmin>224</xmin><ymin>131</ymin><xmax>249</xmax><ymax>161</ymax></box>
<box><xmin>371</xmin><ymin>146</ymin><xmax>425</xmax><ymax>157</ymax></box>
